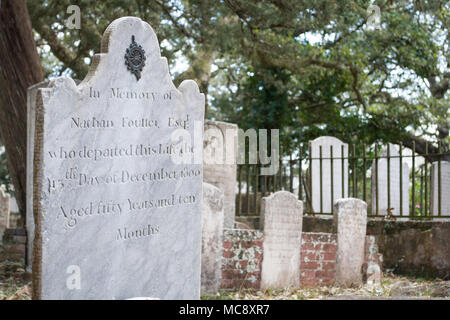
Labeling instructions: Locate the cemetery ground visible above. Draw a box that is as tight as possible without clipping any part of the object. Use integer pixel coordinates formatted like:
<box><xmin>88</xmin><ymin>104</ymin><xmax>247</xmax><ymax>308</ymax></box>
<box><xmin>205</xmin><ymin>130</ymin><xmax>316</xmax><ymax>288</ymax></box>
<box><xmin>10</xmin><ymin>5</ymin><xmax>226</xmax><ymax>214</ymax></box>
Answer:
<box><xmin>1</xmin><ymin>260</ymin><xmax>449</xmax><ymax>300</ymax></box>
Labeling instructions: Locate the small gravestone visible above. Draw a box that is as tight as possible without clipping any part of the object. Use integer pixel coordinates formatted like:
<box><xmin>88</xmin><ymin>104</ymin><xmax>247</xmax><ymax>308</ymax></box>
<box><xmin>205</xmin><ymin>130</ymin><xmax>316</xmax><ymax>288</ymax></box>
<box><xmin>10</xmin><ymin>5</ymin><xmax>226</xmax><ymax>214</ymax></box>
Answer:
<box><xmin>334</xmin><ymin>198</ymin><xmax>367</xmax><ymax>287</ymax></box>
<box><xmin>260</xmin><ymin>191</ymin><xmax>303</xmax><ymax>289</ymax></box>
<box><xmin>371</xmin><ymin>144</ymin><xmax>409</xmax><ymax>216</ymax></box>
<box><xmin>0</xmin><ymin>187</ymin><xmax>10</xmax><ymax>234</ymax></box>
<box><xmin>430</xmin><ymin>161</ymin><xmax>450</xmax><ymax>216</ymax></box>
<box><xmin>32</xmin><ymin>17</ymin><xmax>204</xmax><ymax>299</ymax></box>
<box><xmin>203</xmin><ymin>120</ymin><xmax>237</xmax><ymax>228</ymax></box>
<box><xmin>201</xmin><ymin>182</ymin><xmax>224</xmax><ymax>294</ymax></box>
<box><xmin>309</xmin><ymin>136</ymin><xmax>348</xmax><ymax>214</ymax></box>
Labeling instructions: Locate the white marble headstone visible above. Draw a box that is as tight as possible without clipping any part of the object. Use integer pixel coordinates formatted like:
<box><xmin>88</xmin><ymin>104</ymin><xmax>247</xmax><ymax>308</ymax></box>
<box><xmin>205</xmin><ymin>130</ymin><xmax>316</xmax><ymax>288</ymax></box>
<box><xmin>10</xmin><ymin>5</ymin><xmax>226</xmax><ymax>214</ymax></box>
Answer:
<box><xmin>430</xmin><ymin>161</ymin><xmax>450</xmax><ymax>216</ymax></box>
<box><xmin>371</xmin><ymin>144</ymin><xmax>409</xmax><ymax>216</ymax></box>
<box><xmin>309</xmin><ymin>136</ymin><xmax>348</xmax><ymax>213</ymax></box>
<box><xmin>260</xmin><ymin>191</ymin><xmax>303</xmax><ymax>289</ymax></box>
<box><xmin>32</xmin><ymin>17</ymin><xmax>204</xmax><ymax>300</ymax></box>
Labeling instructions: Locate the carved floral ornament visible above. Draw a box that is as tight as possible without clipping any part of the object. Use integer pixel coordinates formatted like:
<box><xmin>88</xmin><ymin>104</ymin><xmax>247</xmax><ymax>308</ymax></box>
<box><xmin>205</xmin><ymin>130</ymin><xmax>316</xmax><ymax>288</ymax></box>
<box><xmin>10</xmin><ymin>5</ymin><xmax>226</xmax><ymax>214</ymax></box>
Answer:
<box><xmin>124</xmin><ymin>35</ymin><xmax>146</xmax><ymax>80</ymax></box>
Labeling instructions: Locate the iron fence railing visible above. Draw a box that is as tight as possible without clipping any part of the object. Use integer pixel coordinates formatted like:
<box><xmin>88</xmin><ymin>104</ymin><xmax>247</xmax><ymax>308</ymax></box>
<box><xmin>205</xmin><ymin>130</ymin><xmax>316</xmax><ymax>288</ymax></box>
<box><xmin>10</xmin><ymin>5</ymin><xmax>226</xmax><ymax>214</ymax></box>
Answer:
<box><xmin>236</xmin><ymin>141</ymin><xmax>449</xmax><ymax>218</ymax></box>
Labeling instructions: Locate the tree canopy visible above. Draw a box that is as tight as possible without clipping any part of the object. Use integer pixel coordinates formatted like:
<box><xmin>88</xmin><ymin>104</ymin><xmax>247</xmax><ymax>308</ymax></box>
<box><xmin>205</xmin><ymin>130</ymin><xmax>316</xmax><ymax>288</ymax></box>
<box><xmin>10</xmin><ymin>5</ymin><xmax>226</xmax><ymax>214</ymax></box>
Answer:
<box><xmin>26</xmin><ymin>0</ymin><xmax>449</xmax><ymax>157</ymax></box>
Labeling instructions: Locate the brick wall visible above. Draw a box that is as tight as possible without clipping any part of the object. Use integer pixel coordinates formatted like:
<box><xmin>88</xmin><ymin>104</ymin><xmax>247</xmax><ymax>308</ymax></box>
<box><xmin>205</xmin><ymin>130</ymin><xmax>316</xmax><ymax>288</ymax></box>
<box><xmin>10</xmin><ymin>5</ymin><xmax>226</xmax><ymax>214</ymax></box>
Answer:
<box><xmin>221</xmin><ymin>229</ymin><xmax>263</xmax><ymax>289</ymax></box>
<box><xmin>300</xmin><ymin>233</ymin><xmax>336</xmax><ymax>287</ymax></box>
<box><xmin>221</xmin><ymin>229</ymin><xmax>382</xmax><ymax>290</ymax></box>
<box><xmin>0</xmin><ymin>227</ymin><xmax>382</xmax><ymax>289</ymax></box>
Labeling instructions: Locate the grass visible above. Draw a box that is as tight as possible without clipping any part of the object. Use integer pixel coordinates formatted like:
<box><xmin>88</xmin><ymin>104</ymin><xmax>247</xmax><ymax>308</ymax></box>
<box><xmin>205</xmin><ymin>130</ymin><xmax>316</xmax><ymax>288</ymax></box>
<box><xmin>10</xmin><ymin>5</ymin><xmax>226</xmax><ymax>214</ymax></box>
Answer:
<box><xmin>0</xmin><ymin>261</ymin><xmax>447</xmax><ymax>300</ymax></box>
<box><xmin>202</xmin><ymin>273</ymin><xmax>449</xmax><ymax>300</ymax></box>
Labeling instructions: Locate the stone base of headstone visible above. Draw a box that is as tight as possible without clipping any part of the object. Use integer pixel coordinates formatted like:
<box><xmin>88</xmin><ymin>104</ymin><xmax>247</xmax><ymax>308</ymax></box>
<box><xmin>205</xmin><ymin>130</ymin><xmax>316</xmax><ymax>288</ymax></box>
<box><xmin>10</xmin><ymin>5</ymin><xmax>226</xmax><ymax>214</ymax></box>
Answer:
<box><xmin>334</xmin><ymin>198</ymin><xmax>367</xmax><ymax>287</ymax></box>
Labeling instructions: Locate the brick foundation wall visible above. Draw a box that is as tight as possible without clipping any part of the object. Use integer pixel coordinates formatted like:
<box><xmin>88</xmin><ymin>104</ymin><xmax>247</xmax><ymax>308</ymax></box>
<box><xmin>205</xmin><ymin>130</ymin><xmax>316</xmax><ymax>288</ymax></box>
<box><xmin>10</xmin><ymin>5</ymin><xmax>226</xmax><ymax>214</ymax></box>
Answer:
<box><xmin>0</xmin><ymin>227</ymin><xmax>382</xmax><ymax>289</ymax></box>
<box><xmin>300</xmin><ymin>233</ymin><xmax>336</xmax><ymax>287</ymax></box>
<box><xmin>221</xmin><ymin>229</ymin><xmax>263</xmax><ymax>289</ymax></box>
<box><xmin>221</xmin><ymin>229</ymin><xmax>382</xmax><ymax>290</ymax></box>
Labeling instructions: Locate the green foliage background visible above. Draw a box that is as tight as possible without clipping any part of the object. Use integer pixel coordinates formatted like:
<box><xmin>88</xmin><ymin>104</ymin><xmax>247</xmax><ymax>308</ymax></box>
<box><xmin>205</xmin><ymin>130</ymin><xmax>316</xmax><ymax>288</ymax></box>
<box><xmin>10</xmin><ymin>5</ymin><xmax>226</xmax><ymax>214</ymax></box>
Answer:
<box><xmin>2</xmin><ymin>0</ymin><xmax>447</xmax><ymax>186</ymax></box>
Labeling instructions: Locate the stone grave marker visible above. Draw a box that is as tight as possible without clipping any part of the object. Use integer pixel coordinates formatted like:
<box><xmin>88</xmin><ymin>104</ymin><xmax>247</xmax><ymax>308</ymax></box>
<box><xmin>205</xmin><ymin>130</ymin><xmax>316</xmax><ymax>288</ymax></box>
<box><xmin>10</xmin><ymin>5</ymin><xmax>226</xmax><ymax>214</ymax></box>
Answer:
<box><xmin>309</xmin><ymin>136</ymin><xmax>348</xmax><ymax>214</ymax></box>
<box><xmin>430</xmin><ymin>161</ymin><xmax>450</xmax><ymax>216</ymax></box>
<box><xmin>334</xmin><ymin>198</ymin><xmax>367</xmax><ymax>287</ymax></box>
<box><xmin>203</xmin><ymin>120</ymin><xmax>237</xmax><ymax>228</ymax></box>
<box><xmin>201</xmin><ymin>182</ymin><xmax>224</xmax><ymax>294</ymax></box>
<box><xmin>32</xmin><ymin>17</ymin><xmax>204</xmax><ymax>299</ymax></box>
<box><xmin>371</xmin><ymin>144</ymin><xmax>409</xmax><ymax>216</ymax></box>
<box><xmin>260</xmin><ymin>191</ymin><xmax>303</xmax><ymax>289</ymax></box>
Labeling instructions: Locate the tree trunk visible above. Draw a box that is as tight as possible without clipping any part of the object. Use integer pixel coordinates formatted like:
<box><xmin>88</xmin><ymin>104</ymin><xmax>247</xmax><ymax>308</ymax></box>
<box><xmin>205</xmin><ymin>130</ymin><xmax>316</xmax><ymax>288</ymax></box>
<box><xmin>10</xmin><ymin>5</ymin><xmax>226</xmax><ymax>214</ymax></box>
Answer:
<box><xmin>0</xmin><ymin>0</ymin><xmax>44</xmax><ymax>221</ymax></box>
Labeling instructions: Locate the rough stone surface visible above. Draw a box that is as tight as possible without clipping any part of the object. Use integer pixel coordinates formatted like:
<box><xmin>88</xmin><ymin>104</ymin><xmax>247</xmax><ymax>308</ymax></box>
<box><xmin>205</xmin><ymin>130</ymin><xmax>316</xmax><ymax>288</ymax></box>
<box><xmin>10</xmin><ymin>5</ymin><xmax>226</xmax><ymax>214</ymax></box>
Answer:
<box><xmin>363</xmin><ymin>235</ymin><xmax>383</xmax><ymax>286</ymax></box>
<box><xmin>203</xmin><ymin>120</ymin><xmax>237</xmax><ymax>228</ymax></box>
<box><xmin>32</xmin><ymin>17</ymin><xmax>204</xmax><ymax>300</ymax></box>
<box><xmin>201</xmin><ymin>183</ymin><xmax>224</xmax><ymax>294</ymax></box>
<box><xmin>430</xmin><ymin>161</ymin><xmax>450</xmax><ymax>216</ymax></box>
<box><xmin>260</xmin><ymin>191</ymin><xmax>303</xmax><ymax>289</ymax></box>
<box><xmin>371</xmin><ymin>144</ymin><xmax>409</xmax><ymax>216</ymax></box>
<box><xmin>26</xmin><ymin>80</ymin><xmax>49</xmax><ymax>272</ymax></box>
<box><xmin>334</xmin><ymin>198</ymin><xmax>367</xmax><ymax>287</ymax></box>
<box><xmin>309</xmin><ymin>136</ymin><xmax>348</xmax><ymax>214</ymax></box>
<box><xmin>368</xmin><ymin>220</ymin><xmax>450</xmax><ymax>279</ymax></box>
<box><xmin>0</xmin><ymin>187</ymin><xmax>11</xmax><ymax>235</ymax></box>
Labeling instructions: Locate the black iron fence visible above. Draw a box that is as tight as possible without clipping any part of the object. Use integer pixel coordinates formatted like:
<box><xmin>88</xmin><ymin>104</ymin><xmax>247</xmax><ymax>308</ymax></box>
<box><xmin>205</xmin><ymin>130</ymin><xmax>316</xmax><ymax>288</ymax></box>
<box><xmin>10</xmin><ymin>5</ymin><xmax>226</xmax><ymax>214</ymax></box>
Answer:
<box><xmin>236</xmin><ymin>141</ymin><xmax>449</xmax><ymax>218</ymax></box>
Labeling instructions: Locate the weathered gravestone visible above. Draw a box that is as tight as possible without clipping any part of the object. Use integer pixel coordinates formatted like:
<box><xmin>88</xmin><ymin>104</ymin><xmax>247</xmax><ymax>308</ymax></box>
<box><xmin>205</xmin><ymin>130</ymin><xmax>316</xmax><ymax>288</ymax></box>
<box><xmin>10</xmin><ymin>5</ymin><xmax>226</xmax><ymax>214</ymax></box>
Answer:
<box><xmin>309</xmin><ymin>136</ymin><xmax>348</xmax><ymax>214</ymax></box>
<box><xmin>0</xmin><ymin>186</ymin><xmax>10</xmax><ymax>234</ymax></box>
<box><xmin>430</xmin><ymin>161</ymin><xmax>450</xmax><ymax>216</ymax></box>
<box><xmin>201</xmin><ymin>182</ymin><xmax>224</xmax><ymax>294</ymax></box>
<box><xmin>334</xmin><ymin>198</ymin><xmax>367</xmax><ymax>287</ymax></box>
<box><xmin>203</xmin><ymin>120</ymin><xmax>237</xmax><ymax>228</ymax></box>
<box><xmin>260</xmin><ymin>191</ymin><xmax>303</xmax><ymax>289</ymax></box>
<box><xmin>371</xmin><ymin>144</ymin><xmax>409</xmax><ymax>216</ymax></box>
<box><xmin>32</xmin><ymin>17</ymin><xmax>204</xmax><ymax>299</ymax></box>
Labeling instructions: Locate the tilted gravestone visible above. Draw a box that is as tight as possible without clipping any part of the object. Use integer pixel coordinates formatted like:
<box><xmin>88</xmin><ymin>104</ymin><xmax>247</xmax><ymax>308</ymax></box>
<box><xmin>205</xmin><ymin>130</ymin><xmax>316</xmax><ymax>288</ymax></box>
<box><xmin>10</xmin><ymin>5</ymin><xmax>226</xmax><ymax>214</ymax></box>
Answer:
<box><xmin>371</xmin><ymin>144</ymin><xmax>409</xmax><ymax>216</ymax></box>
<box><xmin>309</xmin><ymin>136</ymin><xmax>348</xmax><ymax>214</ymax></box>
<box><xmin>260</xmin><ymin>191</ymin><xmax>303</xmax><ymax>289</ymax></box>
<box><xmin>334</xmin><ymin>198</ymin><xmax>367</xmax><ymax>287</ymax></box>
<box><xmin>32</xmin><ymin>17</ymin><xmax>204</xmax><ymax>299</ymax></box>
<box><xmin>201</xmin><ymin>182</ymin><xmax>224</xmax><ymax>294</ymax></box>
<box><xmin>0</xmin><ymin>187</ymin><xmax>10</xmax><ymax>234</ymax></box>
<box><xmin>430</xmin><ymin>161</ymin><xmax>450</xmax><ymax>216</ymax></box>
<box><xmin>203</xmin><ymin>120</ymin><xmax>237</xmax><ymax>228</ymax></box>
